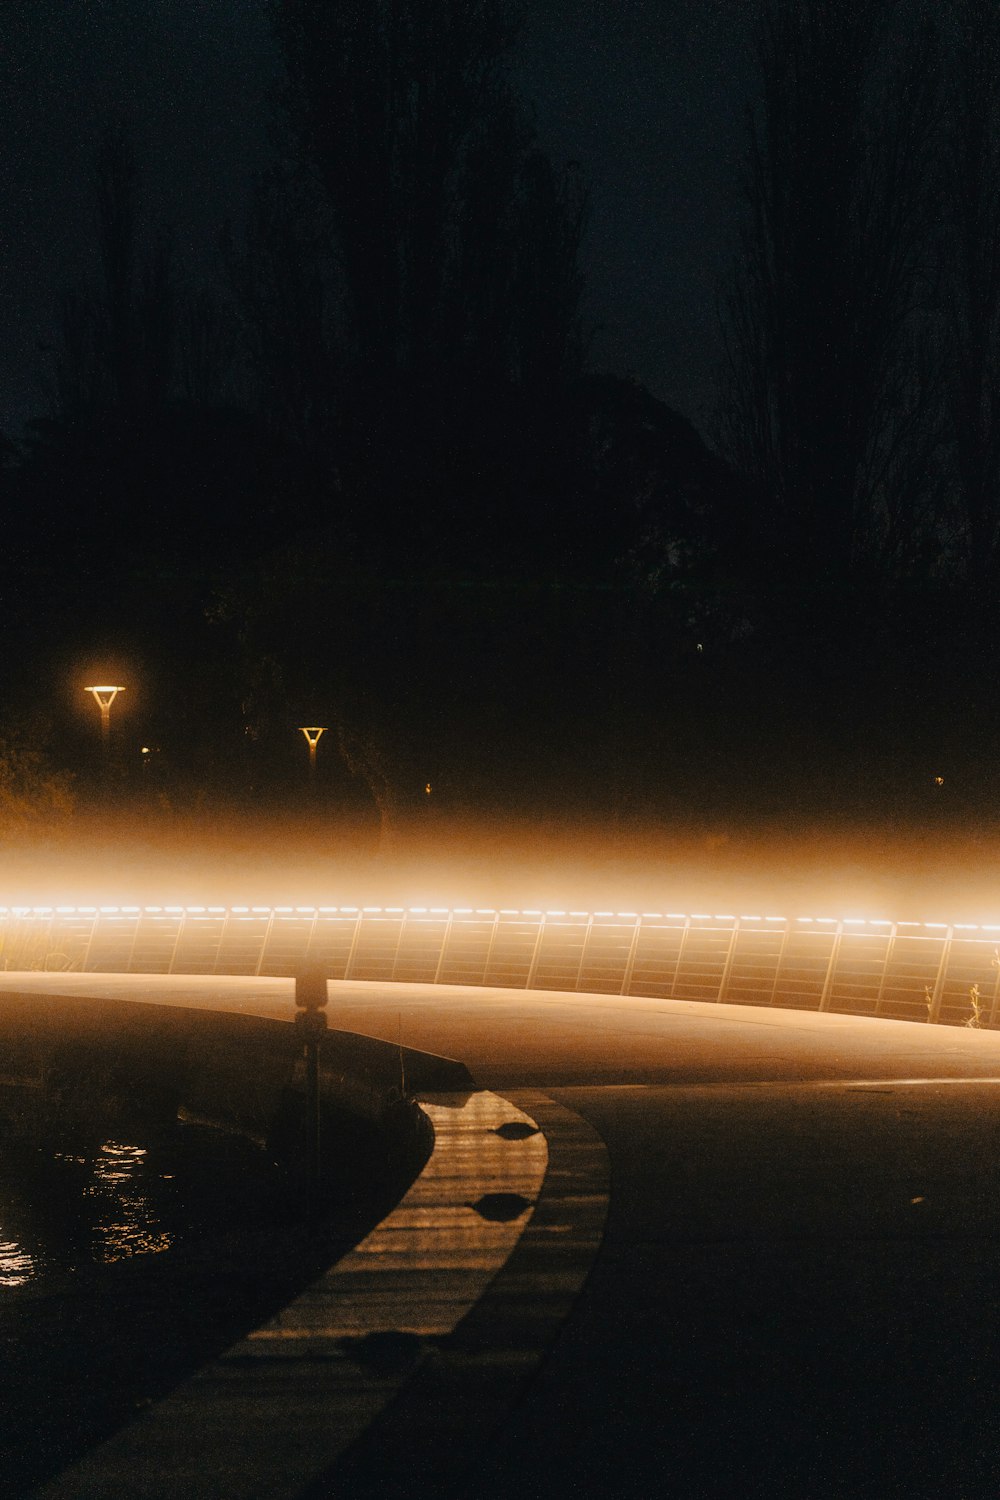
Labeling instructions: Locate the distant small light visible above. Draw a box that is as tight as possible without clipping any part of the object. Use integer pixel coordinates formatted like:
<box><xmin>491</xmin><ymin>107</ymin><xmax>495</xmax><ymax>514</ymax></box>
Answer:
<box><xmin>141</xmin><ymin>746</ymin><xmax>151</xmax><ymax>755</ymax></box>
<box><xmin>425</xmin><ymin>782</ymin><xmax>432</xmax><ymax>795</ymax></box>
<box><xmin>934</xmin><ymin>775</ymin><xmax>944</xmax><ymax>786</ymax></box>
<box><xmin>696</xmin><ymin>642</ymin><xmax>704</xmax><ymax>652</ymax></box>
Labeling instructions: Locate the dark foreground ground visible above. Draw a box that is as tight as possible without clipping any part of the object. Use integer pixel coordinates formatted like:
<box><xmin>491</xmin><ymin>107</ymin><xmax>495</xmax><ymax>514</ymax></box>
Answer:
<box><xmin>475</xmin><ymin>1078</ymin><xmax>1000</xmax><ymax>1499</ymax></box>
<box><xmin>10</xmin><ymin>974</ymin><xmax>1000</xmax><ymax>1498</ymax></box>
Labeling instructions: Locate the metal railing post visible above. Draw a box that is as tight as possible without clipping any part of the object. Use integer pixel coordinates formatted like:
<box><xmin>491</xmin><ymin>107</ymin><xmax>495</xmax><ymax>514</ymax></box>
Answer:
<box><xmin>927</xmin><ymin>927</ymin><xmax>954</xmax><ymax>1026</ymax></box>
<box><xmin>767</xmin><ymin>920</ymin><xmax>791</xmax><ymax>1007</ymax></box>
<box><xmin>818</xmin><ymin>923</ymin><xmax>844</xmax><ymax>1012</ymax></box>
<box><xmin>717</xmin><ymin>919</ymin><xmax>742</xmax><ymax>1005</ymax></box>
<box><xmin>525</xmin><ymin>914</ymin><xmax>547</xmax><ymax>990</ymax></box>
<box><xmin>433</xmin><ymin>911</ymin><xmax>454</xmax><ymax>985</ymax></box>
<box><xmin>669</xmin><ymin>917</ymin><xmax>692</xmax><ymax>998</ymax></box>
<box><xmin>620</xmin><ymin>915</ymin><xmax>642</xmax><ymax>997</ymax></box>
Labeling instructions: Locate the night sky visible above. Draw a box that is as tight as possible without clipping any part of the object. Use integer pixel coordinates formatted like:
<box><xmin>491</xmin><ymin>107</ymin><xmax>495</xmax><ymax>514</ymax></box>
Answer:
<box><xmin>1</xmin><ymin>0</ymin><xmax>749</xmax><ymax>437</ymax></box>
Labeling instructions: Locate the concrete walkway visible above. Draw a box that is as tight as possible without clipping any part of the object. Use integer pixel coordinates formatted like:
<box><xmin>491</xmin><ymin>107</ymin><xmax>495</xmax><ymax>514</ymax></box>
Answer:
<box><xmin>10</xmin><ymin>973</ymin><xmax>1000</xmax><ymax>1497</ymax></box>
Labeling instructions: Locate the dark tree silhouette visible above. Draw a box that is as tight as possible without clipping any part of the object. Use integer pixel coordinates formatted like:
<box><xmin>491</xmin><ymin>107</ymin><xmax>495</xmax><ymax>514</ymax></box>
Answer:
<box><xmin>23</xmin><ymin>118</ymin><xmax>297</xmax><ymax>590</ymax></box>
<box><xmin>250</xmin><ymin>0</ymin><xmax>589</xmax><ymax>567</ymax></box>
<box><xmin>718</xmin><ymin>0</ymin><xmax>941</xmax><ymax>631</ymax></box>
<box><xmin>47</xmin><ymin>120</ymin><xmax>174</xmax><ymax>420</ymax></box>
<box><xmin>940</xmin><ymin>0</ymin><xmax>1000</xmax><ymax>595</ymax></box>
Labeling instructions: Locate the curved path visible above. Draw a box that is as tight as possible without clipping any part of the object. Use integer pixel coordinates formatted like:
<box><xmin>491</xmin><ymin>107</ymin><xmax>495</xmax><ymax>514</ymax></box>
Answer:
<box><xmin>11</xmin><ymin>971</ymin><xmax>1000</xmax><ymax>1498</ymax></box>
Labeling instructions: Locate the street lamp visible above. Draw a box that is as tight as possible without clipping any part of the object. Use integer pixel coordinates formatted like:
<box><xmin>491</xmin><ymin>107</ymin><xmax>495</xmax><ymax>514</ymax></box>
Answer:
<box><xmin>299</xmin><ymin>726</ymin><xmax>327</xmax><ymax>782</ymax></box>
<box><xmin>85</xmin><ymin>684</ymin><xmax>125</xmax><ymax>764</ymax></box>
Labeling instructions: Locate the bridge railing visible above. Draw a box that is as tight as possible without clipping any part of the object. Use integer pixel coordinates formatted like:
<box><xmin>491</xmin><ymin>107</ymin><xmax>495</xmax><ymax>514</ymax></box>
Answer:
<box><xmin>1</xmin><ymin>905</ymin><xmax>998</xmax><ymax>1028</ymax></box>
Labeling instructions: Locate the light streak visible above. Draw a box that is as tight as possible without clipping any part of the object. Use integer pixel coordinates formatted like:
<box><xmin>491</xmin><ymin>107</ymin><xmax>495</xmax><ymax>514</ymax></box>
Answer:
<box><xmin>6</xmin><ymin>903</ymin><xmax>1000</xmax><ymax>929</ymax></box>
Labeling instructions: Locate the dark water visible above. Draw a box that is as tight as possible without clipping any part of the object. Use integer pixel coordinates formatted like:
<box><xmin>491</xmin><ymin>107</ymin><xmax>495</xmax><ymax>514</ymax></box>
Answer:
<box><xmin>0</xmin><ymin>1125</ymin><xmax>290</xmax><ymax>1291</ymax></box>
<box><xmin>0</xmin><ymin>1113</ymin><xmax>425</xmax><ymax>1496</ymax></box>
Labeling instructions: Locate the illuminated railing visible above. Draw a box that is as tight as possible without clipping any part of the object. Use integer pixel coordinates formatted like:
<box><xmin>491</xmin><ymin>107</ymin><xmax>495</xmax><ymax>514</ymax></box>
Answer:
<box><xmin>1</xmin><ymin>905</ymin><xmax>999</xmax><ymax>1027</ymax></box>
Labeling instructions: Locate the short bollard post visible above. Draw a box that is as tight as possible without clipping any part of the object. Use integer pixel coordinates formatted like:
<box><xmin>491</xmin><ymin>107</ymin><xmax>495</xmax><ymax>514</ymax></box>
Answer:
<box><xmin>294</xmin><ymin>969</ymin><xmax>328</xmax><ymax>1225</ymax></box>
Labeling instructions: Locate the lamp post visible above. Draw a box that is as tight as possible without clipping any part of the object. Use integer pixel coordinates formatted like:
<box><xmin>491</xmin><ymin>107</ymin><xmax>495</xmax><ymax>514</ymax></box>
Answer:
<box><xmin>85</xmin><ymin>685</ymin><xmax>125</xmax><ymax>767</ymax></box>
<box><xmin>299</xmin><ymin>726</ymin><xmax>327</xmax><ymax>784</ymax></box>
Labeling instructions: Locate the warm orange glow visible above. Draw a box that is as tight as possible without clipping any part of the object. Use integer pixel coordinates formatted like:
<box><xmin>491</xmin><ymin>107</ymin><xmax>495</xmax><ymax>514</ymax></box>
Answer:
<box><xmin>3</xmin><ymin>902</ymin><xmax>1000</xmax><ymax>1028</ymax></box>
<box><xmin>84</xmin><ymin>685</ymin><xmax>125</xmax><ymax>710</ymax></box>
<box><xmin>8</xmin><ymin>806</ymin><xmax>1000</xmax><ymax>931</ymax></box>
<box><xmin>1</xmin><ymin>902</ymin><xmax>999</xmax><ymax>930</ymax></box>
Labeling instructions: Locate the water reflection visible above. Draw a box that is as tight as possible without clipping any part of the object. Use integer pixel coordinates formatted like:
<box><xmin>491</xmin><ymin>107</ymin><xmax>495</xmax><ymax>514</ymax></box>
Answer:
<box><xmin>0</xmin><ymin>1125</ymin><xmax>279</xmax><ymax>1293</ymax></box>
<box><xmin>0</xmin><ymin>1233</ymin><xmax>34</xmax><ymax>1287</ymax></box>
<box><xmin>85</xmin><ymin>1143</ymin><xmax>173</xmax><ymax>1263</ymax></box>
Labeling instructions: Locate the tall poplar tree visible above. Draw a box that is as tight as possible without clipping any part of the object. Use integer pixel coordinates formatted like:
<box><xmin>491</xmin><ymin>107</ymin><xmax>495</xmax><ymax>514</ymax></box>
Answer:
<box><xmin>261</xmin><ymin>0</ymin><xmax>588</xmax><ymax>562</ymax></box>
<box><xmin>718</xmin><ymin>0</ymin><xmax>940</xmax><ymax>631</ymax></box>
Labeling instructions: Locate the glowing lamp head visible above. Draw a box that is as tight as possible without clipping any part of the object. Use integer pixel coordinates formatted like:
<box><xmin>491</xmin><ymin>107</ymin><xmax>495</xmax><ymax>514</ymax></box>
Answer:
<box><xmin>85</xmin><ymin>685</ymin><xmax>125</xmax><ymax>710</ymax></box>
<box><xmin>299</xmin><ymin>727</ymin><xmax>327</xmax><ymax>747</ymax></box>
